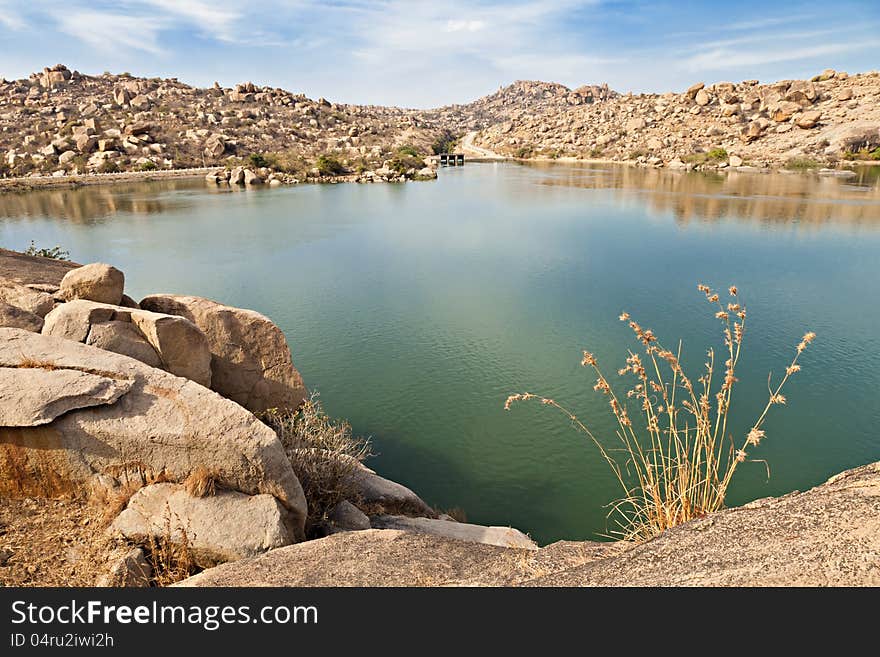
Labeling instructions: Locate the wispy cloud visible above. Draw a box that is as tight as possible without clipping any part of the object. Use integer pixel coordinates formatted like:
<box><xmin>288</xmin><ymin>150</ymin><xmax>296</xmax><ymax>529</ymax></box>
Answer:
<box><xmin>0</xmin><ymin>0</ymin><xmax>26</xmax><ymax>30</ymax></box>
<box><xmin>683</xmin><ymin>39</ymin><xmax>880</xmax><ymax>71</ymax></box>
<box><xmin>56</xmin><ymin>11</ymin><xmax>166</xmax><ymax>55</ymax></box>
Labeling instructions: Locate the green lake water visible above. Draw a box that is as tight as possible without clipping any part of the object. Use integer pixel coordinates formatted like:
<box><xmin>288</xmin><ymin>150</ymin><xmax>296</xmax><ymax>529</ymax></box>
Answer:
<box><xmin>2</xmin><ymin>162</ymin><xmax>879</xmax><ymax>544</ymax></box>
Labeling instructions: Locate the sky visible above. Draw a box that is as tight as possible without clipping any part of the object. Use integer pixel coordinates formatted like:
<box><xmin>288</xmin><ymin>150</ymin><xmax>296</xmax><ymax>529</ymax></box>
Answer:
<box><xmin>0</xmin><ymin>0</ymin><xmax>878</xmax><ymax>107</ymax></box>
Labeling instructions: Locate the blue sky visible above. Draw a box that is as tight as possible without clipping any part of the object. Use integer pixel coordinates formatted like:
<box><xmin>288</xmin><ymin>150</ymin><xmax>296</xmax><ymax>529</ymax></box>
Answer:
<box><xmin>0</xmin><ymin>1</ymin><xmax>878</xmax><ymax>107</ymax></box>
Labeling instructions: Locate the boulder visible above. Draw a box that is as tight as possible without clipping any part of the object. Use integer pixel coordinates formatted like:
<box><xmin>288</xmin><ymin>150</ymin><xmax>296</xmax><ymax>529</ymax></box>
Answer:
<box><xmin>0</xmin><ymin>301</ymin><xmax>44</xmax><ymax>332</ymax></box>
<box><xmin>797</xmin><ymin>111</ymin><xmax>822</xmax><ymax>129</ymax></box>
<box><xmin>243</xmin><ymin>169</ymin><xmax>263</xmax><ymax>185</ymax></box>
<box><xmin>42</xmin><ymin>300</ymin><xmax>212</xmax><ymax>387</ymax></box>
<box><xmin>85</xmin><ymin>320</ymin><xmax>162</xmax><ymax>369</ymax></box>
<box><xmin>95</xmin><ymin>547</ymin><xmax>151</xmax><ymax>587</ymax></box>
<box><xmin>0</xmin><ymin>328</ymin><xmax>306</xmax><ymax>538</ymax></box>
<box><xmin>229</xmin><ymin>166</ymin><xmax>245</xmax><ymax>185</ymax></box>
<box><xmin>370</xmin><ymin>515</ymin><xmax>538</xmax><ymax>550</ymax></box>
<box><xmin>349</xmin><ymin>465</ymin><xmax>434</xmax><ymax>516</ymax></box>
<box><xmin>59</xmin><ymin>263</ymin><xmax>124</xmax><ymax>305</ymax></box>
<box><xmin>129</xmin><ymin>95</ymin><xmax>151</xmax><ymax>111</ymax></box>
<box><xmin>0</xmin><ymin>367</ymin><xmax>132</xmax><ymax>427</ymax></box>
<box><xmin>685</xmin><ymin>82</ymin><xmax>705</xmax><ymax>99</ymax></box>
<box><xmin>694</xmin><ymin>89</ymin><xmax>710</xmax><ymax>106</ymax></box>
<box><xmin>772</xmin><ymin>101</ymin><xmax>801</xmax><ymax>122</ymax></box>
<box><xmin>328</xmin><ymin>500</ymin><xmax>371</xmax><ymax>532</ymax></box>
<box><xmin>110</xmin><ymin>483</ymin><xmax>296</xmax><ymax>561</ymax></box>
<box><xmin>139</xmin><ymin>295</ymin><xmax>305</xmax><ymax>413</ymax></box>
<box><xmin>0</xmin><ymin>280</ymin><xmax>54</xmax><ymax>317</ymax></box>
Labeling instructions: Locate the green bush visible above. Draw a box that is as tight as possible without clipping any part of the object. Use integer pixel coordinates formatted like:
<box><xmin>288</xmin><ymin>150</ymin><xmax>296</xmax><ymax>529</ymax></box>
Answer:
<box><xmin>249</xmin><ymin>152</ymin><xmax>270</xmax><ymax>168</ymax></box>
<box><xmin>98</xmin><ymin>161</ymin><xmax>120</xmax><ymax>174</ymax></box>
<box><xmin>396</xmin><ymin>144</ymin><xmax>420</xmax><ymax>158</ymax></box>
<box><xmin>514</xmin><ymin>145</ymin><xmax>534</xmax><ymax>159</ymax></box>
<box><xmin>784</xmin><ymin>157</ymin><xmax>821</xmax><ymax>170</ymax></box>
<box><xmin>137</xmin><ymin>160</ymin><xmax>158</xmax><ymax>171</ymax></box>
<box><xmin>315</xmin><ymin>154</ymin><xmax>346</xmax><ymax>176</ymax></box>
<box><xmin>431</xmin><ymin>131</ymin><xmax>459</xmax><ymax>155</ymax></box>
<box><xmin>25</xmin><ymin>241</ymin><xmax>70</xmax><ymax>261</ymax></box>
<box><xmin>707</xmin><ymin>147</ymin><xmax>728</xmax><ymax>161</ymax></box>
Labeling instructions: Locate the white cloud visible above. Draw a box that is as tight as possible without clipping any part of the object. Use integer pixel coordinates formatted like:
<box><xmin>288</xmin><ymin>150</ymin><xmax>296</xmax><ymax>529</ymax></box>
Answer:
<box><xmin>446</xmin><ymin>20</ymin><xmax>486</xmax><ymax>33</ymax></box>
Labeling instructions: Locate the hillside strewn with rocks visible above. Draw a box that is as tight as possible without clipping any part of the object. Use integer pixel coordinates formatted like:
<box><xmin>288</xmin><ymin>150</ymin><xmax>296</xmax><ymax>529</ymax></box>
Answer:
<box><xmin>474</xmin><ymin>69</ymin><xmax>880</xmax><ymax>169</ymax></box>
<box><xmin>0</xmin><ymin>65</ymin><xmax>613</xmax><ymax>183</ymax></box>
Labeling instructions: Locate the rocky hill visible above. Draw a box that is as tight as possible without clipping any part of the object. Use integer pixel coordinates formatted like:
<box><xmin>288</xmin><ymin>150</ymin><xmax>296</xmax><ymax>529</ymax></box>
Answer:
<box><xmin>0</xmin><ymin>66</ymin><xmax>617</xmax><ymax>181</ymax></box>
<box><xmin>424</xmin><ymin>80</ymin><xmax>615</xmax><ymax>133</ymax></box>
<box><xmin>473</xmin><ymin>68</ymin><xmax>880</xmax><ymax>168</ymax></box>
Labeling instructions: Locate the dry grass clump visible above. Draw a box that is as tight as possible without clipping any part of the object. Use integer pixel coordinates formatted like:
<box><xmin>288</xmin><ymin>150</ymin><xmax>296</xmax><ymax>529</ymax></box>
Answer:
<box><xmin>506</xmin><ymin>285</ymin><xmax>815</xmax><ymax>541</ymax></box>
<box><xmin>183</xmin><ymin>466</ymin><xmax>220</xmax><ymax>498</ymax></box>
<box><xmin>262</xmin><ymin>393</ymin><xmax>371</xmax><ymax>536</ymax></box>
<box><xmin>17</xmin><ymin>357</ymin><xmax>58</xmax><ymax>370</ymax></box>
<box><xmin>144</xmin><ymin>510</ymin><xmax>200</xmax><ymax>587</ymax></box>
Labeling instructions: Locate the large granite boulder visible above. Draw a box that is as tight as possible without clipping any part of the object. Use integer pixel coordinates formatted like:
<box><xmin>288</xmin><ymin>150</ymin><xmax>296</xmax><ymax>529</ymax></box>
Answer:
<box><xmin>0</xmin><ymin>328</ymin><xmax>306</xmax><ymax>537</ymax></box>
<box><xmin>140</xmin><ymin>294</ymin><xmax>306</xmax><ymax>413</ymax></box>
<box><xmin>59</xmin><ymin>263</ymin><xmax>125</xmax><ymax>305</ymax></box>
<box><xmin>110</xmin><ymin>483</ymin><xmax>296</xmax><ymax>561</ymax></box>
<box><xmin>42</xmin><ymin>300</ymin><xmax>211</xmax><ymax>387</ymax></box>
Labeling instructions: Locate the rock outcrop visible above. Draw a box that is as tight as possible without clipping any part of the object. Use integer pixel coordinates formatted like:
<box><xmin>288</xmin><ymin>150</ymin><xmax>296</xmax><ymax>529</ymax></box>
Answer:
<box><xmin>178</xmin><ymin>461</ymin><xmax>880</xmax><ymax>587</ymax></box>
<box><xmin>110</xmin><ymin>483</ymin><xmax>296</xmax><ymax>561</ymax></box>
<box><xmin>42</xmin><ymin>299</ymin><xmax>212</xmax><ymax>387</ymax></box>
<box><xmin>370</xmin><ymin>515</ymin><xmax>537</xmax><ymax>550</ymax></box>
<box><xmin>0</xmin><ymin>300</ymin><xmax>44</xmax><ymax>332</ymax></box>
<box><xmin>140</xmin><ymin>294</ymin><xmax>306</xmax><ymax>413</ymax></box>
<box><xmin>0</xmin><ymin>328</ymin><xmax>307</xmax><ymax>538</ymax></box>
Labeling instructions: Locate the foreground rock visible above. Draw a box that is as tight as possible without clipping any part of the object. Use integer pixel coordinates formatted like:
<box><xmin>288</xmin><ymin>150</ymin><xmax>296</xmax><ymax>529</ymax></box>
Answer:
<box><xmin>140</xmin><ymin>294</ymin><xmax>306</xmax><ymax>413</ymax></box>
<box><xmin>370</xmin><ymin>515</ymin><xmax>537</xmax><ymax>550</ymax></box>
<box><xmin>110</xmin><ymin>483</ymin><xmax>296</xmax><ymax>561</ymax></box>
<box><xmin>525</xmin><ymin>461</ymin><xmax>880</xmax><ymax>586</ymax></box>
<box><xmin>0</xmin><ymin>328</ymin><xmax>306</xmax><ymax>537</ymax></box>
<box><xmin>176</xmin><ymin>529</ymin><xmax>617</xmax><ymax>587</ymax></box>
<box><xmin>178</xmin><ymin>461</ymin><xmax>880</xmax><ymax>586</ymax></box>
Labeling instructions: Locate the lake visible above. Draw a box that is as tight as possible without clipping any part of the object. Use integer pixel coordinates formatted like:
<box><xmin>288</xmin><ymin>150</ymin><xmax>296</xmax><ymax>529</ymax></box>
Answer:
<box><xmin>2</xmin><ymin>162</ymin><xmax>879</xmax><ymax>545</ymax></box>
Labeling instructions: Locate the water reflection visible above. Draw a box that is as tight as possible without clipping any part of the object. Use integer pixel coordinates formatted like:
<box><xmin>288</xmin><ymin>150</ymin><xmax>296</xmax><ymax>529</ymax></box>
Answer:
<box><xmin>0</xmin><ymin>179</ymin><xmax>212</xmax><ymax>224</ymax></box>
<box><xmin>526</xmin><ymin>162</ymin><xmax>880</xmax><ymax>228</ymax></box>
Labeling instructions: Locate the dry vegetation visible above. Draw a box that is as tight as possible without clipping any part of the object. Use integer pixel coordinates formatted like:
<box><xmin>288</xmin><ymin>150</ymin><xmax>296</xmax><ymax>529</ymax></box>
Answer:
<box><xmin>262</xmin><ymin>393</ymin><xmax>372</xmax><ymax>537</ymax></box>
<box><xmin>506</xmin><ymin>285</ymin><xmax>815</xmax><ymax>541</ymax></box>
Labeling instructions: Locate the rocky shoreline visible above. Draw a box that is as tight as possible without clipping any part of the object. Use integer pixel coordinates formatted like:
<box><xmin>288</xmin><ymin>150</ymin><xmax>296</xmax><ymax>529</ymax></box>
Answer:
<box><xmin>1</xmin><ymin>247</ymin><xmax>878</xmax><ymax>587</ymax></box>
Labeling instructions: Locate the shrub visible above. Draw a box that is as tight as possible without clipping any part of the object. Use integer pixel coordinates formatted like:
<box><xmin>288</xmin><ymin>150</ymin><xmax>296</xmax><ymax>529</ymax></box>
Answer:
<box><xmin>514</xmin><ymin>145</ymin><xmax>534</xmax><ymax>159</ymax></box>
<box><xmin>25</xmin><ymin>240</ymin><xmax>70</xmax><ymax>260</ymax></box>
<box><xmin>262</xmin><ymin>393</ymin><xmax>371</xmax><ymax>536</ymax></box>
<box><xmin>388</xmin><ymin>152</ymin><xmax>423</xmax><ymax>174</ymax></box>
<box><xmin>98</xmin><ymin>160</ymin><xmax>120</xmax><ymax>174</ymax></box>
<box><xmin>707</xmin><ymin>147</ymin><xmax>728</xmax><ymax>161</ymax></box>
<box><xmin>137</xmin><ymin>160</ymin><xmax>157</xmax><ymax>171</ymax></box>
<box><xmin>431</xmin><ymin>131</ymin><xmax>459</xmax><ymax>155</ymax></box>
<box><xmin>784</xmin><ymin>157</ymin><xmax>820</xmax><ymax>170</ymax></box>
<box><xmin>248</xmin><ymin>152</ymin><xmax>270</xmax><ymax>168</ymax></box>
<box><xmin>506</xmin><ymin>285</ymin><xmax>815</xmax><ymax>541</ymax></box>
<box><xmin>396</xmin><ymin>144</ymin><xmax>420</xmax><ymax>158</ymax></box>
<box><xmin>315</xmin><ymin>154</ymin><xmax>346</xmax><ymax>176</ymax></box>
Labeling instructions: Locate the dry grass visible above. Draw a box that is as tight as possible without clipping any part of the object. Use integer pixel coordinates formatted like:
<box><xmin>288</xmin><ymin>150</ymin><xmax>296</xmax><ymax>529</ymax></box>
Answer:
<box><xmin>143</xmin><ymin>509</ymin><xmax>200</xmax><ymax>587</ymax></box>
<box><xmin>183</xmin><ymin>466</ymin><xmax>220</xmax><ymax>498</ymax></box>
<box><xmin>506</xmin><ymin>285</ymin><xmax>815</xmax><ymax>541</ymax></box>
<box><xmin>17</xmin><ymin>357</ymin><xmax>57</xmax><ymax>370</ymax></box>
<box><xmin>262</xmin><ymin>392</ymin><xmax>372</xmax><ymax>536</ymax></box>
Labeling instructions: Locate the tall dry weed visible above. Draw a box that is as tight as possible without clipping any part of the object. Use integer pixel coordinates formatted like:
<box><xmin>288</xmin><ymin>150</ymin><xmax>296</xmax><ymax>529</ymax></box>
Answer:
<box><xmin>506</xmin><ymin>285</ymin><xmax>814</xmax><ymax>540</ymax></box>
